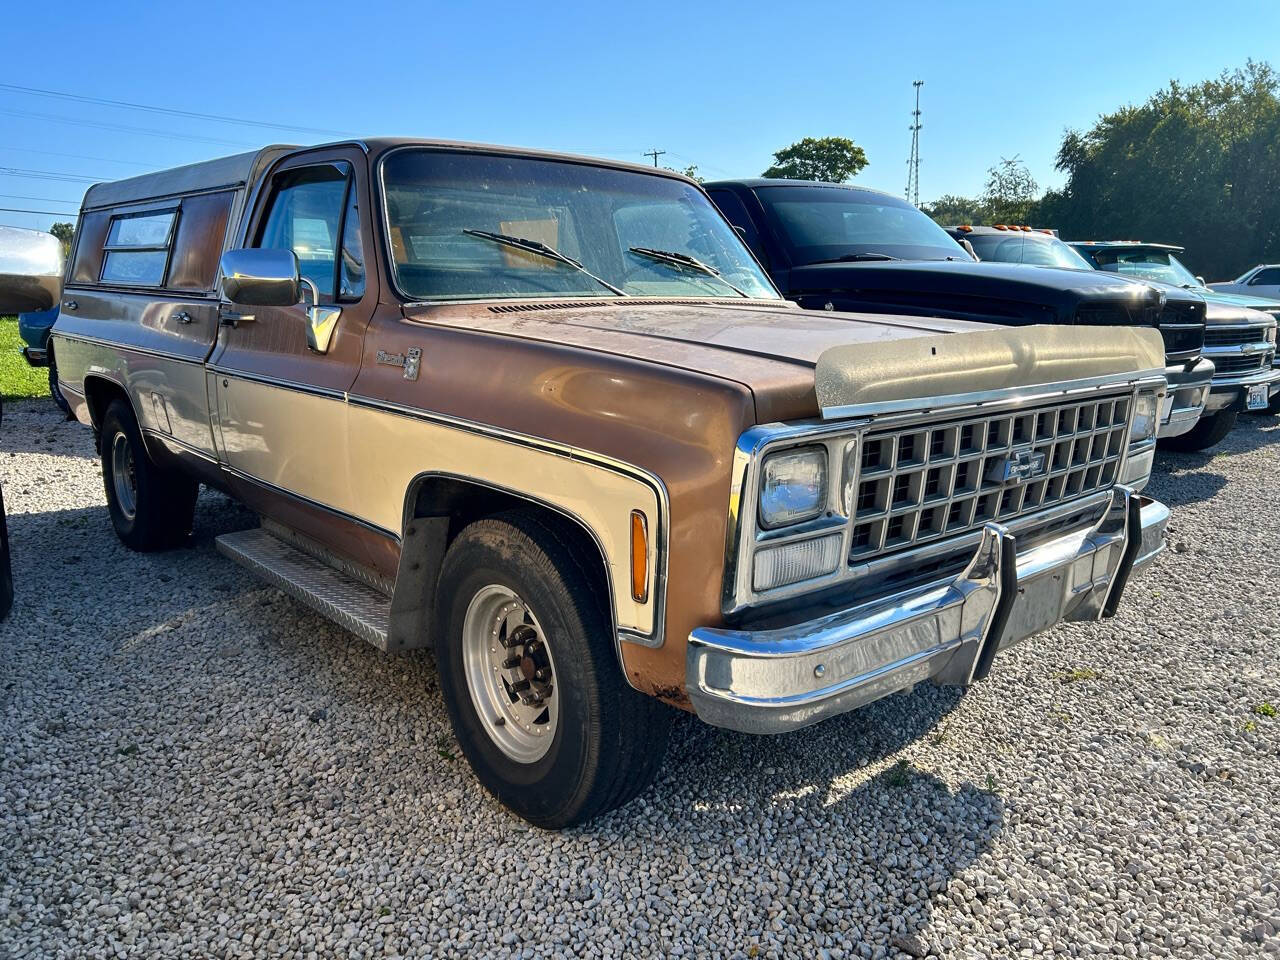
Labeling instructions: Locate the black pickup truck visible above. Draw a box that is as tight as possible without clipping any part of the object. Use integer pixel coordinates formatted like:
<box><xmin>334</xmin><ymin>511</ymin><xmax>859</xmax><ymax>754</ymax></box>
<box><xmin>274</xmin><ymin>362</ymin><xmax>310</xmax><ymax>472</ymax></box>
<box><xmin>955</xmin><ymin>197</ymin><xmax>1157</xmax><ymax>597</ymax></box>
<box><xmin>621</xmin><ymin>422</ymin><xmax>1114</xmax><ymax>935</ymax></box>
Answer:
<box><xmin>706</xmin><ymin>179</ymin><xmax>1214</xmax><ymax>447</ymax></box>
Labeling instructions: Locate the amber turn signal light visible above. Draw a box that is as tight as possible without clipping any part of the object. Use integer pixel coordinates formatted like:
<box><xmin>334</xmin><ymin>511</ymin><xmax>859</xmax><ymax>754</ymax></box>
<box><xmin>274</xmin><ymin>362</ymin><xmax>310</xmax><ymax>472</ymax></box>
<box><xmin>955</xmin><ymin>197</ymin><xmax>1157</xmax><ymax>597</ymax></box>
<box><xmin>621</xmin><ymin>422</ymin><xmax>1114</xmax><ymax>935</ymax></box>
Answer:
<box><xmin>630</xmin><ymin>510</ymin><xmax>649</xmax><ymax>603</ymax></box>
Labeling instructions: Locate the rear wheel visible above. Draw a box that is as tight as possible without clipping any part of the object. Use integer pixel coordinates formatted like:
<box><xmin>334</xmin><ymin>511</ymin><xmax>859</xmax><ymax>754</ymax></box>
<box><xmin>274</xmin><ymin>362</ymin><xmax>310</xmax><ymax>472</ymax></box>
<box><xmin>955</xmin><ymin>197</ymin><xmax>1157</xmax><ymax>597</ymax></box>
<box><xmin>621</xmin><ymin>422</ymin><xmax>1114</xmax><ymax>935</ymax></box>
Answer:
<box><xmin>99</xmin><ymin>398</ymin><xmax>198</xmax><ymax>551</ymax></box>
<box><xmin>1161</xmin><ymin>408</ymin><xmax>1238</xmax><ymax>453</ymax></box>
<box><xmin>434</xmin><ymin>513</ymin><xmax>671</xmax><ymax>828</ymax></box>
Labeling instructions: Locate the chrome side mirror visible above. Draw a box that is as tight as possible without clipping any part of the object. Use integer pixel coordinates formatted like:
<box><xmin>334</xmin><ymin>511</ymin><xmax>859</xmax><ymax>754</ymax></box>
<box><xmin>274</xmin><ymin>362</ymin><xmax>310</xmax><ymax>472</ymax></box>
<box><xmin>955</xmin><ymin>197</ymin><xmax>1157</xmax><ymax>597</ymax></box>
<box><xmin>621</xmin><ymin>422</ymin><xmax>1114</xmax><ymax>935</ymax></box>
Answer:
<box><xmin>0</xmin><ymin>226</ymin><xmax>64</xmax><ymax>314</ymax></box>
<box><xmin>220</xmin><ymin>247</ymin><xmax>340</xmax><ymax>354</ymax></box>
<box><xmin>220</xmin><ymin>248</ymin><xmax>301</xmax><ymax>306</ymax></box>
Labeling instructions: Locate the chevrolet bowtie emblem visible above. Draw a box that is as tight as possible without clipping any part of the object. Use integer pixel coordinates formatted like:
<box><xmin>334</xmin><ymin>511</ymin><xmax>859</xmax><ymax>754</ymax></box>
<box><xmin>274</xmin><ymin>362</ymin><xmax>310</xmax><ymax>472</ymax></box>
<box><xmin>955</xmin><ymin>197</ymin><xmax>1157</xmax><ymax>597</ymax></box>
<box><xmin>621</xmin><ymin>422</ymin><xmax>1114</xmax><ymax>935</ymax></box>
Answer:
<box><xmin>988</xmin><ymin>448</ymin><xmax>1049</xmax><ymax>485</ymax></box>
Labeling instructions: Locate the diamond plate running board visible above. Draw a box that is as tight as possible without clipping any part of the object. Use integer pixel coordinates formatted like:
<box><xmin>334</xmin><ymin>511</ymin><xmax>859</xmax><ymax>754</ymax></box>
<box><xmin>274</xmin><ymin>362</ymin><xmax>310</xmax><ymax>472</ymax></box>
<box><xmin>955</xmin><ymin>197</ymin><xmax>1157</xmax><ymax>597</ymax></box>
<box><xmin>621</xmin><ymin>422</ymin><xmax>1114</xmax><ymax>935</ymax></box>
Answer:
<box><xmin>216</xmin><ymin>528</ymin><xmax>391</xmax><ymax>650</ymax></box>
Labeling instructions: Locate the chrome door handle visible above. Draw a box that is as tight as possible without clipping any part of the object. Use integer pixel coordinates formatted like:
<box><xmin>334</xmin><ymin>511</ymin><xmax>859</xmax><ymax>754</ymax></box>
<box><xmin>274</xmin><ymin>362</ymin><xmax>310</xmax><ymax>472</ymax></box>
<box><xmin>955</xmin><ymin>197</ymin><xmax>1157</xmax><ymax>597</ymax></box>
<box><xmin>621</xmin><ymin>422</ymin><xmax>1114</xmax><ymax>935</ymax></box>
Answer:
<box><xmin>61</xmin><ymin>299</ymin><xmax>78</xmax><ymax>311</ymax></box>
<box><xmin>174</xmin><ymin>311</ymin><xmax>194</xmax><ymax>324</ymax></box>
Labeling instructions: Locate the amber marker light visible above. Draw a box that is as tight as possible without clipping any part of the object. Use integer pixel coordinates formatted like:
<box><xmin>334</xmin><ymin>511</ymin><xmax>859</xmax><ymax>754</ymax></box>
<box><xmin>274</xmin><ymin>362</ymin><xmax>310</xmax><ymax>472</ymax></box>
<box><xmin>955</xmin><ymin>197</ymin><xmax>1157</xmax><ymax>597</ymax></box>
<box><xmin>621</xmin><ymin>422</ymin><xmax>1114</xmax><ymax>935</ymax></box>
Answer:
<box><xmin>630</xmin><ymin>510</ymin><xmax>649</xmax><ymax>603</ymax></box>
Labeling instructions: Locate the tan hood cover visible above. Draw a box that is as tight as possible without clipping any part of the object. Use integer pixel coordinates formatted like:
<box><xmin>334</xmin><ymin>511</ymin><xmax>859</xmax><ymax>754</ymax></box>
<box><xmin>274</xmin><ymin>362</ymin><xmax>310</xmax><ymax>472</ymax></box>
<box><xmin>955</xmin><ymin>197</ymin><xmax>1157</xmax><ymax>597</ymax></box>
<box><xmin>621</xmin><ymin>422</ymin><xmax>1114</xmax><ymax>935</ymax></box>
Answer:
<box><xmin>815</xmin><ymin>324</ymin><xmax>1166</xmax><ymax>418</ymax></box>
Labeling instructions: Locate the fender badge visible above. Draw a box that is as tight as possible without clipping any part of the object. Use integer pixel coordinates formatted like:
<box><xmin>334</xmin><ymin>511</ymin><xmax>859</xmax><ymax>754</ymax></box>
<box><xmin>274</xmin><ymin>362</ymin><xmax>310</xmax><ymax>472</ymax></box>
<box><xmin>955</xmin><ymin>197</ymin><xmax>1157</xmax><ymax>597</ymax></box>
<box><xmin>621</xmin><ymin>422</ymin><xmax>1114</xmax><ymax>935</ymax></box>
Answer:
<box><xmin>376</xmin><ymin>347</ymin><xmax>422</xmax><ymax>381</ymax></box>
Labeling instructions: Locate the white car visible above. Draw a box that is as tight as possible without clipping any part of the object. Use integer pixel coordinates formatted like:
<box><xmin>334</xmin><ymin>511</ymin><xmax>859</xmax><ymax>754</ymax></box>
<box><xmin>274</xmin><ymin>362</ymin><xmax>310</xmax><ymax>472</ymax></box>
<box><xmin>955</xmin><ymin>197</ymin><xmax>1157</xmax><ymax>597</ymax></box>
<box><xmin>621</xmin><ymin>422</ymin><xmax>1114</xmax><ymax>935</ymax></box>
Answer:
<box><xmin>1210</xmin><ymin>264</ymin><xmax>1280</xmax><ymax>299</ymax></box>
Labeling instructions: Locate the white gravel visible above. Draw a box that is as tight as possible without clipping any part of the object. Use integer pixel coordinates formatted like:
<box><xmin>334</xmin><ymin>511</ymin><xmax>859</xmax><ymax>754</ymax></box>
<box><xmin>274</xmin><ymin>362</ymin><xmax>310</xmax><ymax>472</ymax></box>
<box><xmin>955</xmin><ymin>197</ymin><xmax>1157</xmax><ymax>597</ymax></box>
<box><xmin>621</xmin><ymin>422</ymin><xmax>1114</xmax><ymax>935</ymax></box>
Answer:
<box><xmin>1</xmin><ymin>397</ymin><xmax>1277</xmax><ymax>959</ymax></box>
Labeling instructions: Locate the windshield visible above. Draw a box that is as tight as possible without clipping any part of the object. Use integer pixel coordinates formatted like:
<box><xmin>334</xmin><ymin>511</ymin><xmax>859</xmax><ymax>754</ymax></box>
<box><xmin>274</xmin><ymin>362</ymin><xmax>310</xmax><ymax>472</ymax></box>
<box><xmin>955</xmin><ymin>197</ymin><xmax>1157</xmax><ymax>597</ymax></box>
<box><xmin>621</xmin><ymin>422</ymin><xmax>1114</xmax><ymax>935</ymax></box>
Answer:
<box><xmin>754</xmin><ymin>185</ymin><xmax>970</xmax><ymax>264</ymax></box>
<box><xmin>1088</xmin><ymin>249</ymin><xmax>1200</xmax><ymax>288</ymax></box>
<box><xmin>381</xmin><ymin>150</ymin><xmax>779</xmax><ymax>301</ymax></box>
<box><xmin>967</xmin><ymin>233</ymin><xmax>1092</xmax><ymax>270</ymax></box>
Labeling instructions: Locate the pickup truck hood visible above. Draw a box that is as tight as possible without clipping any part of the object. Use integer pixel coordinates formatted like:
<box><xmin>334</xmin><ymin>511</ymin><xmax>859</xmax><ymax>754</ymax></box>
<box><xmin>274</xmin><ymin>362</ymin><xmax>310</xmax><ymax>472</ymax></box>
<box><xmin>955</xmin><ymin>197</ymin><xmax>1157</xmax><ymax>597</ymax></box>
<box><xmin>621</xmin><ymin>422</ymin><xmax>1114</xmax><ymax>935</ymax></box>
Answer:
<box><xmin>786</xmin><ymin>259</ymin><xmax>1160</xmax><ymax>324</ymax></box>
<box><xmin>404</xmin><ymin>298</ymin><xmax>1153</xmax><ymax>421</ymax></box>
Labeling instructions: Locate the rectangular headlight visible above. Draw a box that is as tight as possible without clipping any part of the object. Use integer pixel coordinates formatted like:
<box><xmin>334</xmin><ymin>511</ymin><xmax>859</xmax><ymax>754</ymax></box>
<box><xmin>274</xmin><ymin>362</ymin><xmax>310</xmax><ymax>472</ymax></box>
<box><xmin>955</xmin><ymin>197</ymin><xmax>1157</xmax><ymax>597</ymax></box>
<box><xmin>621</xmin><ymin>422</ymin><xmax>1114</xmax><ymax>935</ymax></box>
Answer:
<box><xmin>752</xmin><ymin>534</ymin><xmax>843</xmax><ymax>591</ymax></box>
<box><xmin>1130</xmin><ymin>392</ymin><xmax>1158</xmax><ymax>442</ymax></box>
<box><xmin>759</xmin><ymin>447</ymin><xmax>828</xmax><ymax>528</ymax></box>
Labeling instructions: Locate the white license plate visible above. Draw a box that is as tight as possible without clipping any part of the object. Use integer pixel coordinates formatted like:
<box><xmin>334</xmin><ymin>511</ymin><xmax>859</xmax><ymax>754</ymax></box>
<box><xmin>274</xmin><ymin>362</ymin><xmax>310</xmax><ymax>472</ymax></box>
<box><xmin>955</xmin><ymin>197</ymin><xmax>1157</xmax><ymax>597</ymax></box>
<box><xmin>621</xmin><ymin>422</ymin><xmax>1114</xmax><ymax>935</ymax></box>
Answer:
<box><xmin>1247</xmin><ymin>384</ymin><xmax>1270</xmax><ymax>410</ymax></box>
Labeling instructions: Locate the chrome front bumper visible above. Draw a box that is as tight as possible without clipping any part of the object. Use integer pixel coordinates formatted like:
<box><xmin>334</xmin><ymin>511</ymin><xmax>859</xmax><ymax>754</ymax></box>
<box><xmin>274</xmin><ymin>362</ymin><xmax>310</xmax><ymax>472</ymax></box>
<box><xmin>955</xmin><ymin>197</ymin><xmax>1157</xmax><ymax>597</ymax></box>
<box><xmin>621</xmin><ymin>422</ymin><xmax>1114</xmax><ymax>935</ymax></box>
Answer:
<box><xmin>687</xmin><ymin>487</ymin><xmax>1168</xmax><ymax>735</ymax></box>
<box><xmin>1204</xmin><ymin>365</ymin><xmax>1280</xmax><ymax>412</ymax></box>
<box><xmin>1157</xmin><ymin>359</ymin><xmax>1214</xmax><ymax>439</ymax></box>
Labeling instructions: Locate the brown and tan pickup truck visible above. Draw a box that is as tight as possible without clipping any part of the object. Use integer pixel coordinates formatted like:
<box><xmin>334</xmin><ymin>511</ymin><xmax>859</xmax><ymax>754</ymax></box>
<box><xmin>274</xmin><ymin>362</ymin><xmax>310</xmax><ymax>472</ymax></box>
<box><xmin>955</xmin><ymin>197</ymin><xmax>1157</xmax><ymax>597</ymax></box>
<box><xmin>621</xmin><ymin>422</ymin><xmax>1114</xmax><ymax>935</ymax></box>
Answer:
<box><xmin>0</xmin><ymin>140</ymin><xmax>1171</xmax><ymax>827</ymax></box>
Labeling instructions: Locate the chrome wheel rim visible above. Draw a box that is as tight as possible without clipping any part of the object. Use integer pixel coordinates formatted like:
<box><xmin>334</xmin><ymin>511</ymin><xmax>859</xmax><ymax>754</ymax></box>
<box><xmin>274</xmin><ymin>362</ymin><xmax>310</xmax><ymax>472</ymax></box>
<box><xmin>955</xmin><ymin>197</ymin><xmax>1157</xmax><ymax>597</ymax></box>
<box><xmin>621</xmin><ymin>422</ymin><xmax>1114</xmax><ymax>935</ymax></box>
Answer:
<box><xmin>462</xmin><ymin>584</ymin><xmax>559</xmax><ymax>764</ymax></box>
<box><xmin>110</xmin><ymin>432</ymin><xmax>137</xmax><ymax>521</ymax></box>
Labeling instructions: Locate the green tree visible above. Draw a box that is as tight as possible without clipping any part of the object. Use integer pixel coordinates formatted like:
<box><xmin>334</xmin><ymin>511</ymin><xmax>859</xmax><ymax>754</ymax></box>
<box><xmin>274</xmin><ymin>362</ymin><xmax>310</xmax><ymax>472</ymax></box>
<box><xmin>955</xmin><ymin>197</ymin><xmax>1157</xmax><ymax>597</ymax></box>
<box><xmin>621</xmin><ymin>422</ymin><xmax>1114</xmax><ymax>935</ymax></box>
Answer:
<box><xmin>49</xmin><ymin>222</ymin><xmax>74</xmax><ymax>257</ymax></box>
<box><xmin>922</xmin><ymin>194</ymin><xmax>988</xmax><ymax>226</ymax></box>
<box><xmin>761</xmin><ymin>137</ymin><xmax>868</xmax><ymax>183</ymax></box>
<box><xmin>1047</xmin><ymin>61</ymin><xmax>1280</xmax><ymax>278</ymax></box>
<box><xmin>982</xmin><ymin>157</ymin><xmax>1038</xmax><ymax>225</ymax></box>
<box><xmin>666</xmin><ymin>164</ymin><xmax>704</xmax><ymax>183</ymax></box>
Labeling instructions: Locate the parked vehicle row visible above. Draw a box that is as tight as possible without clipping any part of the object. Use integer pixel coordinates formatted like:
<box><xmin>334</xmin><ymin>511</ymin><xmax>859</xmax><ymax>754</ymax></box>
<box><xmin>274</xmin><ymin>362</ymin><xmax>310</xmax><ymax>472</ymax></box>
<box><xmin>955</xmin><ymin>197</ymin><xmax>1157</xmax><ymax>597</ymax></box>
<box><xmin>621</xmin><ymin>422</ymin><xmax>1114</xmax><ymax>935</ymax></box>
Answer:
<box><xmin>0</xmin><ymin>142</ymin><xmax>1188</xmax><ymax>827</ymax></box>
<box><xmin>702</xmin><ymin>180</ymin><xmax>1279</xmax><ymax>449</ymax></box>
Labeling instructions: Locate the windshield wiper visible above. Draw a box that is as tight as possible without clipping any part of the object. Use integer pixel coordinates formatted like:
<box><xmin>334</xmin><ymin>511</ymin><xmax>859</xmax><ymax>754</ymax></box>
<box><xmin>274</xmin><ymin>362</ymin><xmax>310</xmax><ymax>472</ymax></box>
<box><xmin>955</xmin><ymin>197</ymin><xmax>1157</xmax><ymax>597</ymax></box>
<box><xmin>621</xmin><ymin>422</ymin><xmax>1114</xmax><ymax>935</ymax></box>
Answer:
<box><xmin>463</xmin><ymin>229</ymin><xmax>624</xmax><ymax>296</ymax></box>
<box><xmin>627</xmin><ymin>246</ymin><xmax>749</xmax><ymax>297</ymax></box>
<box><xmin>809</xmin><ymin>252</ymin><xmax>902</xmax><ymax>264</ymax></box>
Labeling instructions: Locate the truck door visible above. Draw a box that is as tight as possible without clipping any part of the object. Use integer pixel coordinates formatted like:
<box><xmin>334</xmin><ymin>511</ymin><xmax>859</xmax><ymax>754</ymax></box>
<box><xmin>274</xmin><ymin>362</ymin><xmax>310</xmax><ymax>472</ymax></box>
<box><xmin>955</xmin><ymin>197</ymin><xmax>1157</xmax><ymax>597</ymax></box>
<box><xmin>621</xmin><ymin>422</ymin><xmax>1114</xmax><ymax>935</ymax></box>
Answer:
<box><xmin>208</xmin><ymin>146</ymin><xmax>376</xmax><ymax>515</ymax></box>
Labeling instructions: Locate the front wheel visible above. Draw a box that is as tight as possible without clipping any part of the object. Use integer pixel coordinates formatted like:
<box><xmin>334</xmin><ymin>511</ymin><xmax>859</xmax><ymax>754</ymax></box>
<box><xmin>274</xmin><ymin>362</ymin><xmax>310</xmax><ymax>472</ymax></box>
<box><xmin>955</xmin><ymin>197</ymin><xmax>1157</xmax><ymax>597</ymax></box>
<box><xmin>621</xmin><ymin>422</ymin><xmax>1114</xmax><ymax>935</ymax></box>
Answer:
<box><xmin>99</xmin><ymin>399</ymin><xmax>198</xmax><ymax>551</ymax></box>
<box><xmin>434</xmin><ymin>513</ymin><xmax>671</xmax><ymax>828</ymax></box>
<box><xmin>1160</xmin><ymin>408</ymin><xmax>1238</xmax><ymax>453</ymax></box>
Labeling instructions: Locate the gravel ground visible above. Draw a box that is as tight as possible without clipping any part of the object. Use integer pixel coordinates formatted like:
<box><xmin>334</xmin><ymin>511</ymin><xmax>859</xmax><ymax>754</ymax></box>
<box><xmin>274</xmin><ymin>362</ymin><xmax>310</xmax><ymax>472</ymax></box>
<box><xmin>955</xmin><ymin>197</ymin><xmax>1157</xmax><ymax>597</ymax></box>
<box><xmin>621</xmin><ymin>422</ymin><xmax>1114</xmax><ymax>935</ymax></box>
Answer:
<box><xmin>0</xmin><ymin>398</ymin><xmax>1277</xmax><ymax>959</ymax></box>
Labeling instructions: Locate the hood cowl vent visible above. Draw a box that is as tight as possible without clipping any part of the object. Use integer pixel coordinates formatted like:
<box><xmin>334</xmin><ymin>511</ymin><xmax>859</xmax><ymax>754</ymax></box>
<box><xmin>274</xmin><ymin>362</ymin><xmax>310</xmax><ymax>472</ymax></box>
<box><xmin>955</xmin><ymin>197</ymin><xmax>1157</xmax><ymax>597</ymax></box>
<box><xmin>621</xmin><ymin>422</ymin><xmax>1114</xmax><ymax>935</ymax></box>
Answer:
<box><xmin>488</xmin><ymin>298</ymin><xmax>725</xmax><ymax>314</ymax></box>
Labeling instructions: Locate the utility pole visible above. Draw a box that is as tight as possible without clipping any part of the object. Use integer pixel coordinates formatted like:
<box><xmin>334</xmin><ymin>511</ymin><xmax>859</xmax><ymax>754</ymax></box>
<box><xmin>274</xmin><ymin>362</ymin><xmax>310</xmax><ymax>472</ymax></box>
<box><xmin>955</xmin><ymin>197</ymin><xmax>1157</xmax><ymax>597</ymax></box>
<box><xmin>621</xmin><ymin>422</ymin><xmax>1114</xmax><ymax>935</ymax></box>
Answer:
<box><xmin>643</xmin><ymin>148</ymin><xmax>666</xmax><ymax>168</ymax></box>
<box><xmin>906</xmin><ymin>80</ymin><xmax>923</xmax><ymax>208</ymax></box>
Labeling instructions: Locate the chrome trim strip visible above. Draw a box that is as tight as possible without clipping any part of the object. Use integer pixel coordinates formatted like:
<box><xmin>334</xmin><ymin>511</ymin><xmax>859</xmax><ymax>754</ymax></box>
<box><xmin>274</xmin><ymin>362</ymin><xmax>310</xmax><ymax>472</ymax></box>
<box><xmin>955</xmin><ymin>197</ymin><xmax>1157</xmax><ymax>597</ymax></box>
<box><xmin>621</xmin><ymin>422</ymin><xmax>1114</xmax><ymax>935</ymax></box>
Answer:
<box><xmin>206</xmin><ymin>365</ymin><xmax>347</xmax><ymax>400</ymax></box>
<box><xmin>53</xmin><ymin>331</ymin><xmax>205</xmax><ymax>366</ymax></box>
<box><xmin>1203</xmin><ymin>341</ymin><xmax>1273</xmax><ymax>357</ymax></box>
<box><xmin>221</xmin><ymin>463</ymin><xmax>402</xmax><ymax>543</ymax></box>
<box><xmin>141</xmin><ymin>429</ymin><xmax>219</xmax><ymax>465</ymax></box>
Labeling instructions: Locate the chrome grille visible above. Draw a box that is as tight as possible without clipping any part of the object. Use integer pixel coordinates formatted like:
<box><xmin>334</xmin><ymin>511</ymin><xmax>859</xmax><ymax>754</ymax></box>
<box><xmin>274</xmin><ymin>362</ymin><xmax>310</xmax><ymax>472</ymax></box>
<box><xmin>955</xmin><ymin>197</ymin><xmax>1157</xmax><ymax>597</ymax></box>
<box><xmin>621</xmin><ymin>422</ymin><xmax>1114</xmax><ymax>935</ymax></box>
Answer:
<box><xmin>1205</xmin><ymin>325</ymin><xmax>1268</xmax><ymax>348</ymax></box>
<box><xmin>1209</xmin><ymin>351</ymin><xmax>1273</xmax><ymax>375</ymax></box>
<box><xmin>847</xmin><ymin>393</ymin><xmax>1131</xmax><ymax>562</ymax></box>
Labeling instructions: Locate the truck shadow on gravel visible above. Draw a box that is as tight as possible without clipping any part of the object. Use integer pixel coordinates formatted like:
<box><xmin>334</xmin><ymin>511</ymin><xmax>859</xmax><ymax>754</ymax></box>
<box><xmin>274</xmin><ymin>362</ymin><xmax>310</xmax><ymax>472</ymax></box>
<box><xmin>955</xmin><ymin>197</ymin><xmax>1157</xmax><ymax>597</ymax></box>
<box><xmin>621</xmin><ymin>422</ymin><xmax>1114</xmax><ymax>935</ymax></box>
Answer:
<box><xmin>602</xmin><ymin>686</ymin><xmax>1004</xmax><ymax>954</ymax></box>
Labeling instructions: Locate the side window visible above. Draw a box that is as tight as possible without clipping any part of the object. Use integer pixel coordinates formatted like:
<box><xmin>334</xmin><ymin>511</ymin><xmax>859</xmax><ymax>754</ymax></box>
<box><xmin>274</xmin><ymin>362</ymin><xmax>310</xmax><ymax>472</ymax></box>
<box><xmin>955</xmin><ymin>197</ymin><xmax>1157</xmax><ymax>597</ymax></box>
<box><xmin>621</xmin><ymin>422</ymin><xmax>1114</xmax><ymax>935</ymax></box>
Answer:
<box><xmin>1250</xmin><ymin>267</ymin><xmax>1280</xmax><ymax>285</ymax></box>
<box><xmin>256</xmin><ymin>164</ymin><xmax>359</xmax><ymax>301</ymax></box>
<box><xmin>707</xmin><ymin>189</ymin><xmax>767</xmax><ymax>264</ymax></box>
<box><xmin>101</xmin><ymin>210</ymin><xmax>176</xmax><ymax>286</ymax></box>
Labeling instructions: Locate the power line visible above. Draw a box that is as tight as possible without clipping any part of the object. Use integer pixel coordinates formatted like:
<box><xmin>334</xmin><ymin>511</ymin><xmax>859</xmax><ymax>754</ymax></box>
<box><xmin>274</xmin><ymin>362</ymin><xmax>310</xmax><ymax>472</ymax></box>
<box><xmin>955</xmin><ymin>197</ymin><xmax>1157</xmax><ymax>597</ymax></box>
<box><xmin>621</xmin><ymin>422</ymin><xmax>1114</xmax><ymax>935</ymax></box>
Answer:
<box><xmin>643</xmin><ymin>148</ymin><xmax>666</xmax><ymax>167</ymax></box>
<box><xmin>0</xmin><ymin>145</ymin><xmax>152</xmax><ymax>169</ymax></box>
<box><xmin>0</xmin><ymin>193</ymin><xmax>81</xmax><ymax>204</ymax></box>
<box><xmin>0</xmin><ymin>108</ymin><xmax>259</xmax><ymax>148</ymax></box>
<box><xmin>0</xmin><ymin>81</ymin><xmax>351</xmax><ymax>137</ymax></box>
<box><xmin>0</xmin><ymin>167</ymin><xmax>102</xmax><ymax>183</ymax></box>
<box><xmin>0</xmin><ymin>207</ymin><xmax>78</xmax><ymax>217</ymax></box>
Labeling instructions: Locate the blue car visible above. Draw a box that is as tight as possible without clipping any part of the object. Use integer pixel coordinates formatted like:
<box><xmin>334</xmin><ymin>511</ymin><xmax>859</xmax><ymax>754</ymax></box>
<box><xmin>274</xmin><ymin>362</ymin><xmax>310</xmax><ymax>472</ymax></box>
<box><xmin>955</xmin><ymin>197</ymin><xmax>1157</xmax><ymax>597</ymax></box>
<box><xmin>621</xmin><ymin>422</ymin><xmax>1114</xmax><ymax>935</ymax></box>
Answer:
<box><xmin>17</xmin><ymin>305</ymin><xmax>70</xmax><ymax>415</ymax></box>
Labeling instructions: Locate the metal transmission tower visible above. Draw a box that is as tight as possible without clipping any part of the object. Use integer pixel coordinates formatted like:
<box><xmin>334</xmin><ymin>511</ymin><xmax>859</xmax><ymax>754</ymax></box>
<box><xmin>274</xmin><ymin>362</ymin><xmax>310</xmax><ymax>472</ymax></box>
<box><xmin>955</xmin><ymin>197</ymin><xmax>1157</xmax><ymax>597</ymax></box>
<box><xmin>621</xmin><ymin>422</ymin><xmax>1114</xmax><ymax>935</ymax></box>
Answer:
<box><xmin>906</xmin><ymin>80</ymin><xmax>923</xmax><ymax>207</ymax></box>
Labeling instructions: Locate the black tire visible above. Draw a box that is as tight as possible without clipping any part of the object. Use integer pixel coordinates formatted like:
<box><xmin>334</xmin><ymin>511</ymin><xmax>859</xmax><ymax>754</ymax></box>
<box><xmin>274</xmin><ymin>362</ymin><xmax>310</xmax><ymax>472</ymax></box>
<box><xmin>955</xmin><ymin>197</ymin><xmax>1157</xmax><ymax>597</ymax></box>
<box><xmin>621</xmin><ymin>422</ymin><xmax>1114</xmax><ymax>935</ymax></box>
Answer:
<box><xmin>1160</xmin><ymin>408</ymin><xmax>1238</xmax><ymax>453</ymax></box>
<box><xmin>47</xmin><ymin>350</ymin><xmax>71</xmax><ymax>418</ymax></box>
<box><xmin>1266</xmin><ymin>390</ymin><xmax>1280</xmax><ymax>416</ymax></box>
<box><xmin>434</xmin><ymin>512</ymin><xmax>672</xmax><ymax>828</ymax></box>
<box><xmin>99</xmin><ymin>398</ymin><xmax>198</xmax><ymax>551</ymax></box>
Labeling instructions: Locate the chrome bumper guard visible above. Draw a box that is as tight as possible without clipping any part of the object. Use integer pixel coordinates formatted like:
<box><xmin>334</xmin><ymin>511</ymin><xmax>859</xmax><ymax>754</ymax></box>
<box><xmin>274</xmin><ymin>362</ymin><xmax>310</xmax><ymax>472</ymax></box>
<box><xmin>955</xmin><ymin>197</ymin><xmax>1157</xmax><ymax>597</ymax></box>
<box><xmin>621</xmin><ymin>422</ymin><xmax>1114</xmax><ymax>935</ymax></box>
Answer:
<box><xmin>687</xmin><ymin>486</ymin><xmax>1169</xmax><ymax>735</ymax></box>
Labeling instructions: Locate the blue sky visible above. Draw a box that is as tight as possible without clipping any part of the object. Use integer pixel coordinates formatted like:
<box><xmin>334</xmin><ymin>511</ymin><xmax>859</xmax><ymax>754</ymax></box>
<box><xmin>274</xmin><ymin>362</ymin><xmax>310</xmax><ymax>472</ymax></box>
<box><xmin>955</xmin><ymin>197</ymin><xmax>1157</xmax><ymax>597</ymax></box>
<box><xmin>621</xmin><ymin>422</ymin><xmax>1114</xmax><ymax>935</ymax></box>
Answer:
<box><xmin>3</xmin><ymin>0</ymin><xmax>1277</xmax><ymax>232</ymax></box>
